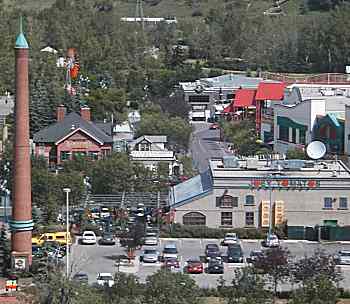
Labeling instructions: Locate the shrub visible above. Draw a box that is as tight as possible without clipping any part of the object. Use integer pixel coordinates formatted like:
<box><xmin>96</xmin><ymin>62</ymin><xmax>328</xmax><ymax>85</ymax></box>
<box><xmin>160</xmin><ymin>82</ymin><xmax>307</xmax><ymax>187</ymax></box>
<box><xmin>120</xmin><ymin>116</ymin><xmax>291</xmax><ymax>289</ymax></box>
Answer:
<box><xmin>160</xmin><ymin>224</ymin><xmax>266</xmax><ymax>239</ymax></box>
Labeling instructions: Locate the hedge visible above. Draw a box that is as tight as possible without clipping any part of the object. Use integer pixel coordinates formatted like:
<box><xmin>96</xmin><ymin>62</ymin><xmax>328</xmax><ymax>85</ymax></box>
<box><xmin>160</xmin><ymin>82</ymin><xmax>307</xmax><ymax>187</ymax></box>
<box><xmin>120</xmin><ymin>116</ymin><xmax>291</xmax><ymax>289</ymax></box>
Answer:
<box><xmin>160</xmin><ymin>224</ymin><xmax>268</xmax><ymax>239</ymax></box>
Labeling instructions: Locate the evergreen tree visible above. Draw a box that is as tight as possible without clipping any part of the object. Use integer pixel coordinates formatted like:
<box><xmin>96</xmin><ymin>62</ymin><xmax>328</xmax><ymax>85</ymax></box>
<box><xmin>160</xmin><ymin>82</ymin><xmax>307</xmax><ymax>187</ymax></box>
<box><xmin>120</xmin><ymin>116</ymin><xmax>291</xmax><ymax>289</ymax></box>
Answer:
<box><xmin>0</xmin><ymin>225</ymin><xmax>11</xmax><ymax>276</ymax></box>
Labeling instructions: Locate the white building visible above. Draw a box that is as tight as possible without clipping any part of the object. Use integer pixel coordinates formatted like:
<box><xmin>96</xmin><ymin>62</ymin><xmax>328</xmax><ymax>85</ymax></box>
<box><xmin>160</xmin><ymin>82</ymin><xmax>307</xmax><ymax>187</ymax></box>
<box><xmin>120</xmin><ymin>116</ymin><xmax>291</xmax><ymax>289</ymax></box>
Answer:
<box><xmin>169</xmin><ymin>157</ymin><xmax>350</xmax><ymax>228</ymax></box>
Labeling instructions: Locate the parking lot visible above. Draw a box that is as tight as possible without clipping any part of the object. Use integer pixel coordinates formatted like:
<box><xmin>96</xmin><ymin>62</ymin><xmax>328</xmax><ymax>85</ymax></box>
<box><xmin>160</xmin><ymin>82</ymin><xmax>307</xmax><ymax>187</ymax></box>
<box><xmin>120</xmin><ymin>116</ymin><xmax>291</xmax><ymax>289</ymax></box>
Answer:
<box><xmin>71</xmin><ymin>237</ymin><xmax>350</xmax><ymax>289</ymax></box>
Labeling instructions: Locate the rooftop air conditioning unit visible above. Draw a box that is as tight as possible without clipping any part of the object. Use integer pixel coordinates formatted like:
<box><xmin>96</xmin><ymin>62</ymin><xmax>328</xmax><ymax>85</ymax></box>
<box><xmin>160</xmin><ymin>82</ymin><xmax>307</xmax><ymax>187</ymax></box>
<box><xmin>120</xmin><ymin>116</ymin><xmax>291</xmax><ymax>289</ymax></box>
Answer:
<box><xmin>223</xmin><ymin>156</ymin><xmax>239</xmax><ymax>168</ymax></box>
<box><xmin>246</xmin><ymin>158</ymin><xmax>258</xmax><ymax>170</ymax></box>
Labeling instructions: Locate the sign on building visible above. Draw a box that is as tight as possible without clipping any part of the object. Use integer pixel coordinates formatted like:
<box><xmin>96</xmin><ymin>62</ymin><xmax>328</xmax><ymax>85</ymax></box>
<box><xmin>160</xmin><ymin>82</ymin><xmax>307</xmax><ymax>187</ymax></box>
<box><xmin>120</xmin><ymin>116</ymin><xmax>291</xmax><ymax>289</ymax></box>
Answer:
<box><xmin>274</xmin><ymin>200</ymin><xmax>285</xmax><ymax>225</ymax></box>
<box><xmin>261</xmin><ymin>201</ymin><xmax>270</xmax><ymax>227</ymax></box>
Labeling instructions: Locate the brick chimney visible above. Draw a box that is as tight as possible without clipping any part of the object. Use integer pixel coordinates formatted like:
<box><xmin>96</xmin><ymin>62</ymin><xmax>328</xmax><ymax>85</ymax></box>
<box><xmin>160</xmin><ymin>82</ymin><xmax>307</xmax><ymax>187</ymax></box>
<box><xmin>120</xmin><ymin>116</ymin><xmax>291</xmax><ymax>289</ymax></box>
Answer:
<box><xmin>80</xmin><ymin>106</ymin><xmax>91</xmax><ymax>121</ymax></box>
<box><xmin>56</xmin><ymin>105</ymin><xmax>66</xmax><ymax>122</ymax></box>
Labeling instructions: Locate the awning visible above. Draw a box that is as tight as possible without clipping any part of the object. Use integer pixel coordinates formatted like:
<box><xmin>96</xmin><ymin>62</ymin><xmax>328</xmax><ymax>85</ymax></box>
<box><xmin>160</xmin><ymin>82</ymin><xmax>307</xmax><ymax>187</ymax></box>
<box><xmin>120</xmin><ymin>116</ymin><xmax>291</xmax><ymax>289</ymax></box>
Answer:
<box><xmin>234</xmin><ymin>89</ymin><xmax>256</xmax><ymax>107</ymax></box>
<box><xmin>255</xmin><ymin>82</ymin><xmax>285</xmax><ymax>101</ymax></box>
<box><xmin>222</xmin><ymin>105</ymin><xmax>233</xmax><ymax>113</ymax></box>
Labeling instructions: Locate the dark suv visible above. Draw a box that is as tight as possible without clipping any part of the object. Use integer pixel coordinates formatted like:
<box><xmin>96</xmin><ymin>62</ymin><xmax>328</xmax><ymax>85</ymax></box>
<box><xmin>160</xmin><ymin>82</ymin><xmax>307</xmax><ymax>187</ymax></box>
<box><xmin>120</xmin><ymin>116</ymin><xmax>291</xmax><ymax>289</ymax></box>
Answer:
<box><xmin>205</xmin><ymin>243</ymin><xmax>221</xmax><ymax>261</ymax></box>
<box><xmin>226</xmin><ymin>244</ymin><xmax>243</xmax><ymax>263</ymax></box>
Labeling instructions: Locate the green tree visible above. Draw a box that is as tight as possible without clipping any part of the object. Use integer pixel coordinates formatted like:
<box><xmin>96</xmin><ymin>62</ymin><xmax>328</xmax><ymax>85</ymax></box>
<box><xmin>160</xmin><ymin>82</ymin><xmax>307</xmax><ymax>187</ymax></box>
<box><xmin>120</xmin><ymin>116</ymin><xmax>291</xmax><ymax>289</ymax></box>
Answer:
<box><xmin>0</xmin><ymin>225</ymin><xmax>10</xmax><ymax>276</ymax></box>
<box><xmin>286</xmin><ymin>148</ymin><xmax>306</xmax><ymax>160</ymax></box>
<box><xmin>144</xmin><ymin>270</ymin><xmax>199</xmax><ymax>304</ymax></box>
<box><xmin>289</xmin><ymin>275</ymin><xmax>339</xmax><ymax>304</ymax></box>
<box><xmin>224</xmin><ymin>267</ymin><xmax>271</xmax><ymax>304</ymax></box>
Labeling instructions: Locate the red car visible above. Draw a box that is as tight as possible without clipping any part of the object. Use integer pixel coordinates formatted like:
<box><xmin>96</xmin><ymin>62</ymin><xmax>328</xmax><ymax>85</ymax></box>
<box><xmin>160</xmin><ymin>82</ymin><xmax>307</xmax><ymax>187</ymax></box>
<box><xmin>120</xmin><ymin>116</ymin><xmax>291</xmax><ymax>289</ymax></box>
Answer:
<box><xmin>186</xmin><ymin>259</ymin><xmax>203</xmax><ymax>274</ymax></box>
<box><xmin>162</xmin><ymin>257</ymin><xmax>180</xmax><ymax>270</ymax></box>
<box><xmin>209</xmin><ymin>123</ymin><xmax>219</xmax><ymax>130</ymax></box>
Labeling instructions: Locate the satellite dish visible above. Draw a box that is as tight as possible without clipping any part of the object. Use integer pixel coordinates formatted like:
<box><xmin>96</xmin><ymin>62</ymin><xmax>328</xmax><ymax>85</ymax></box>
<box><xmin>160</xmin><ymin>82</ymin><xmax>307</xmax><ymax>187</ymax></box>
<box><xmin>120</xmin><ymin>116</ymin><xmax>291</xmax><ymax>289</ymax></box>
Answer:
<box><xmin>306</xmin><ymin>141</ymin><xmax>327</xmax><ymax>160</ymax></box>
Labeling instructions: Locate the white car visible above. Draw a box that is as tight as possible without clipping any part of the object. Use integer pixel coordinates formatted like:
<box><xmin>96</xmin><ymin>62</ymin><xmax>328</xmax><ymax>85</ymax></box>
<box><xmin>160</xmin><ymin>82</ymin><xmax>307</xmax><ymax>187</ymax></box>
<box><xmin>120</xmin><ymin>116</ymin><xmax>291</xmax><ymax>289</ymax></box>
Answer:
<box><xmin>221</xmin><ymin>233</ymin><xmax>239</xmax><ymax>246</ymax></box>
<box><xmin>144</xmin><ymin>236</ymin><xmax>158</xmax><ymax>246</ymax></box>
<box><xmin>337</xmin><ymin>250</ymin><xmax>350</xmax><ymax>265</ymax></box>
<box><xmin>96</xmin><ymin>273</ymin><xmax>114</xmax><ymax>287</ymax></box>
<box><xmin>162</xmin><ymin>243</ymin><xmax>179</xmax><ymax>259</ymax></box>
<box><xmin>100</xmin><ymin>207</ymin><xmax>110</xmax><ymax>218</ymax></box>
<box><xmin>81</xmin><ymin>231</ymin><xmax>97</xmax><ymax>245</ymax></box>
<box><xmin>263</xmin><ymin>234</ymin><xmax>280</xmax><ymax>248</ymax></box>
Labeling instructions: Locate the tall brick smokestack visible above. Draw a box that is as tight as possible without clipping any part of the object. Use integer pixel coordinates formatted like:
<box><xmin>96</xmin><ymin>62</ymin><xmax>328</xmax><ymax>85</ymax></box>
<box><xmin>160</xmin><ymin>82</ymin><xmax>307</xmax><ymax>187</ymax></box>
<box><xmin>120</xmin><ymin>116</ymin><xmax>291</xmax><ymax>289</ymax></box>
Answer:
<box><xmin>10</xmin><ymin>17</ymin><xmax>33</xmax><ymax>270</ymax></box>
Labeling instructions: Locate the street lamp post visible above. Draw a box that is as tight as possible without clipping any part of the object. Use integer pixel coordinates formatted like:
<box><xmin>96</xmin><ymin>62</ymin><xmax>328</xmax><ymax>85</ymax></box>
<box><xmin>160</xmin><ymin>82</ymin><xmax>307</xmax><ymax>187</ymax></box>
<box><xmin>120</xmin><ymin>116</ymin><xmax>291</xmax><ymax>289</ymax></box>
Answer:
<box><xmin>63</xmin><ymin>188</ymin><xmax>71</xmax><ymax>279</ymax></box>
<box><xmin>268</xmin><ymin>174</ymin><xmax>273</xmax><ymax>236</ymax></box>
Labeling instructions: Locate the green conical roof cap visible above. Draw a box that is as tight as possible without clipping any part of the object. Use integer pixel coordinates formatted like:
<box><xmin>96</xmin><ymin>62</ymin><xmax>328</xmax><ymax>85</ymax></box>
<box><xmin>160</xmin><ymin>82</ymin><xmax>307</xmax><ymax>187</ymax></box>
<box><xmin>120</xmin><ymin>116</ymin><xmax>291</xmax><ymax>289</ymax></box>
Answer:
<box><xmin>15</xmin><ymin>16</ymin><xmax>29</xmax><ymax>49</ymax></box>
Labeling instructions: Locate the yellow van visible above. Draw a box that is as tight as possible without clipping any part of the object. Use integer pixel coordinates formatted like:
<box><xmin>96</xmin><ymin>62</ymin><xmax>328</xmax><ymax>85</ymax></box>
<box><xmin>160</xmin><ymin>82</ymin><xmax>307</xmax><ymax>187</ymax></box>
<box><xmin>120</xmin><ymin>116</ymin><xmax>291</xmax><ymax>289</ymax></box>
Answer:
<box><xmin>32</xmin><ymin>232</ymin><xmax>72</xmax><ymax>246</ymax></box>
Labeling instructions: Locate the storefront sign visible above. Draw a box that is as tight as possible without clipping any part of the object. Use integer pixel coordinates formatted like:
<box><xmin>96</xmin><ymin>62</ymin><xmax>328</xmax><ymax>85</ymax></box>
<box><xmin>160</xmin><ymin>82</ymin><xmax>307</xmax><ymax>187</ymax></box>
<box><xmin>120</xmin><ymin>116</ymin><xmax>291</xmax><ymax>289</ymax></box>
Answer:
<box><xmin>250</xmin><ymin>179</ymin><xmax>320</xmax><ymax>190</ymax></box>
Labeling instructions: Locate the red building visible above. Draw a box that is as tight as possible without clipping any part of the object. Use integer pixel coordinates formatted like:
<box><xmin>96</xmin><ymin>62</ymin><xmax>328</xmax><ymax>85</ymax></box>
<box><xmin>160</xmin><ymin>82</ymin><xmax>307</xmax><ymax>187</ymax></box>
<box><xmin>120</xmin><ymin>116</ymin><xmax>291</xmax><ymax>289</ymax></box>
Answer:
<box><xmin>33</xmin><ymin>105</ymin><xmax>113</xmax><ymax>165</ymax></box>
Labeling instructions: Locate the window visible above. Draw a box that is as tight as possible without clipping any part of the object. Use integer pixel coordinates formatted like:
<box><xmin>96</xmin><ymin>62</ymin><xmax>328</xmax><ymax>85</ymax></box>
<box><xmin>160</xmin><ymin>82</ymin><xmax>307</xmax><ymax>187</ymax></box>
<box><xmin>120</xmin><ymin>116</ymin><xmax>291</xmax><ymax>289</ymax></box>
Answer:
<box><xmin>189</xmin><ymin>95</ymin><xmax>210</xmax><ymax>103</ymax></box>
<box><xmin>339</xmin><ymin>197</ymin><xmax>348</xmax><ymax>209</ymax></box>
<box><xmin>245</xmin><ymin>212</ymin><xmax>254</xmax><ymax>226</ymax></box>
<box><xmin>279</xmin><ymin>125</ymin><xmax>289</xmax><ymax>142</ymax></box>
<box><xmin>226</xmin><ymin>93</ymin><xmax>234</xmax><ymax>100</ymax></box>
<box><xmin>221</xmin><ymin>212</ymin><xmax>233</xmax><ymax>226</ymax></box>
<box><xmin>72</xmin><ymin>151</ymin><xmax>86</xmax><ymax>159</ymax></box>
<box><xmin>88</xmin><ymin>151</ymin><xmax>99</xmax><ymax>160</ymax></box>
<box><xmin>216</xmin><ymin>195</ymin><xmax>238</xmax><ymax>208</ymax></box>
<box><xmin>324</xmin><ymin>197</ymin><xmax>333</xmax><ymax>209</ymax></box>
<box><xmin>245</xmin><ymin>195</ymin><xmax>255</xmax><ymax>205</ymax></box>
<box><xmin>292</xmin><ymin>128</ymin><xmax>296</xmax><ymax>143</ymax></box>
<box><xmin>139</xmin><ymin>143</ymin><xmax>150</xmax><ymax>151</ymax></box>
<box><xmin>300</xmin><ymin>130</ymin><xmax>306</xmax><ymax>145</ymax></box>
<box><xmin>183</xmin><ymin>212</ymin><xmax>206</xmax><ymax>226</ymax></box>
<box><xmin>60</xmin><ymin>151</ymin><xmax>71</xmax><ymax>161</ymax></box>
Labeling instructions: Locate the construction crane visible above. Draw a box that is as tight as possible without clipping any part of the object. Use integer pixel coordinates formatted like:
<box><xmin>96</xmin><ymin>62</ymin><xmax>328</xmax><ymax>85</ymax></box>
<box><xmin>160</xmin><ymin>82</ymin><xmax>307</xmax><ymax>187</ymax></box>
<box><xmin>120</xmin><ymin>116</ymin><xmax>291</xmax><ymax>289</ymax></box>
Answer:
<box><xmin>263</xmin><ymin>0</ymin><xmax>290</xmax><ymax>16</ymax></box>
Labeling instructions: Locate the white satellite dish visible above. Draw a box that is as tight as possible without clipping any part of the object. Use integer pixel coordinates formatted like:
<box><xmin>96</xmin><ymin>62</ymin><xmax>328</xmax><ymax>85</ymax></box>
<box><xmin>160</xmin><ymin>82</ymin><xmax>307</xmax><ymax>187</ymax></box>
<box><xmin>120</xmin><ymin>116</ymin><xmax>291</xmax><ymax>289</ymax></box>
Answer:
<box><xmin>306</xmin><ymin>141</ymin><xmax>326</xmax><ymax>160</ymax></box>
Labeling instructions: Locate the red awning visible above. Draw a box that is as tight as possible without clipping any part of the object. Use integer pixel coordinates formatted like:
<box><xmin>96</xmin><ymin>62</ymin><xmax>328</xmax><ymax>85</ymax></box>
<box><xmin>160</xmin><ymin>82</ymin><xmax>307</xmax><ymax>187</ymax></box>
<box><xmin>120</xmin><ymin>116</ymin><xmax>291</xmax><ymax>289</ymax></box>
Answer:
<box><xmin>222</xmin><ymin>104</ymin><xmax>233</xmax><ymax>113</ymax></box>
<box><xmin>234</xmin><ymin>89</ymin><xmax>256</xmax><ymax>107</ymax></box>
<box><xmin>255</xmin><ymin>82</ymin><xmax>285</xmax><ymax>101</ymax></box>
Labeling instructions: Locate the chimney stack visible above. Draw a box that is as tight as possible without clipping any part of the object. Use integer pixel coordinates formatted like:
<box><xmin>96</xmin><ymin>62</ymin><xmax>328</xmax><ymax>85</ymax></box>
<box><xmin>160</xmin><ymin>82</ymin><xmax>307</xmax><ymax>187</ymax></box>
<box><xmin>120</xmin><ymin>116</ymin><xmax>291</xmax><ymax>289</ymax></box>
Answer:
<box><xmin>80</xmin><ymin>106</ymin><xmax>91</xmax><ymax>121</ymax></box>
<box><xmin>57</xmin><ymin>105</ymin><xmax>66</xmax><ymax>122</ymax></box>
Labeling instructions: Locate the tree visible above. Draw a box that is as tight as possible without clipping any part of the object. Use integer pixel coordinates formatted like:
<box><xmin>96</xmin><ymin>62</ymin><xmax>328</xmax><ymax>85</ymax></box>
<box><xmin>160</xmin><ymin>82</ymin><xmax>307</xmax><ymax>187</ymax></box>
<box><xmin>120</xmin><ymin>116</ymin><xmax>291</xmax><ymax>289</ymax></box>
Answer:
<box><xmin>286</xmin><ymin>148</ymin><xmax>306</xmax><ymax>160</ymax></box>
<box><xmin>144</xmin><ymin>270</ymin><xmax>199</xmax><ymax>304</ymax></box>
<box><xmin>291</xmin><ymin>250</ymin><xmax>342</xmax><ymax>286</ymax></box>
<box><xmin>224</xmin><ymin>267</ymin><xmax>272</xmax><ymax>304</ymax></box>
<box><xmin>252</xmin><ymin>247</ymin><xmax>291</xmax><ymax>301</ymax></box>
<box><xmin>0</xmin><ymin>225</ymin><xmax>10</xmax><ymax>276</ymax></box>
<box><xmin>289</xmin><ymin>275</ymin><xmax>339</xmax><ymax>304</ymax></box>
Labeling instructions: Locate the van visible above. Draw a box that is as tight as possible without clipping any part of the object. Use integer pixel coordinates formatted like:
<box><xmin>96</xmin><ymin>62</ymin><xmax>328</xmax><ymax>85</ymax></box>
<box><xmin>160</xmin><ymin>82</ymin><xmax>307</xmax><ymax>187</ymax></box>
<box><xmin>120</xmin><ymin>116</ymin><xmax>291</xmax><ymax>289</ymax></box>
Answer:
<box><xmin>162</xmin><ymin>243</ymin><xmax>178</xmax><ymax>259</ymax></box>
<box><xmin>32</xmin><ymin>232</ymin><xmax>72</xmax><ymax>246</ymax></box>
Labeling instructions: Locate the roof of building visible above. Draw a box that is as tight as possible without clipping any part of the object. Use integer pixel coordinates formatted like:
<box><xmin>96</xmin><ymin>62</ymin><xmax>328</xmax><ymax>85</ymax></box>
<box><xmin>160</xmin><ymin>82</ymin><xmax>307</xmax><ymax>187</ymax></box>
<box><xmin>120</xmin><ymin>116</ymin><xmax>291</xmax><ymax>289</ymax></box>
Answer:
<box><xmin>33</xmin><ymin>112</ymin><xmax>113</xmax><ymax>144</ymax></box>
<box><xmin>130</xmin><ymin>150</ymin><xmax>175</xmax><ymax>161</ymax></box>
<box><xmin>15</xmin><ymin>32</ymin><xmax>29</xmax><ymax>49</ymax></box>
<box><xmin>170</xmin><ymin>170</ymin><xmax>213</xmax><ymax>207</ymax></box>
<box><xmin>113</xmin><ymin>121</ymin><xmax>133</xmax><ymax>133</ymax></box>
<box><xmin>209</xmin><ymin>158</ymin><xmax>350</xmax><ymax>180</ymax></box>
<box><xmin>132</xmin><ymin>135</ymin><xmax>167</xmax><ymax>146</ymax></box>
<box><xmin>234</xmin><ymin>89</ymin><xmax>257</xmax><ymax>107</ymax></box>
<box><xmin>179</xmin><ymin>74</ymin><xmax>266</xmax><ymax>91</ymax></box>
<box><xmin>255</xmin><ymin>82</ymin><xmax>286</xmax><ymax>101</ymax></box>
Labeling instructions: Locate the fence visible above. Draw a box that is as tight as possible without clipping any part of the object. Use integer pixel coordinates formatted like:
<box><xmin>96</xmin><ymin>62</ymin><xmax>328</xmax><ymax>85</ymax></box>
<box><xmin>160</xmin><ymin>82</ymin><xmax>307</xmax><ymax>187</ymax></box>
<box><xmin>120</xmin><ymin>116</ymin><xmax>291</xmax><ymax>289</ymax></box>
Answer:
<box><xmin>287</xmin><ymin>225</ymin><xmax>350</xmax><ymax>241</ymax></box>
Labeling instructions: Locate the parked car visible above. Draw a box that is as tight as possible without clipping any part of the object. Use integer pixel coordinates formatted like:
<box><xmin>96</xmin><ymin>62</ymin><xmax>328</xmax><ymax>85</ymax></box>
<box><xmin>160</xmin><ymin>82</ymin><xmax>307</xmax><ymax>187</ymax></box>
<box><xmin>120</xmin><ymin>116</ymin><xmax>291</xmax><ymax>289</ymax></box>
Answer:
<box><xmin>246</xmin><ymin>250</ymin><xmax>264</xmax><ymax>264</ymax></box>
<box><xmin>100</xmin><ymin>207</ymin><xmax>111</xmax><ymax>218</ymax></box>
<box><xmin>144</xmin><ymin>236</ymin><xmax>158</xmax><ymax>246</ymax></box>
<box><xmin>262</xmin><ymin>234</ymin><xmax>280</xmax><ymax>248</ymax></box>
<box><xmin>96</xmin><ymin>273</ymin><xmax>114</xmax><ymax>287</ymax></box>
<box><xmin>226</xmin><ymin>244</ymin><xmax>244</xmax><ymax>263</ymax></box>
<box><xmin>209</xmin><ymin>123</ymin><xmax>219</xmax><ymax>130</ymax></box>
<box><xmin>81</xmin><ymin>231</ymin><xmax>97</xmax><ymax>245</ymax></box>
<box><xmin>140</xmin><ymin>249</ymin><xmax>159</xmax><ymax>263</ymax></box>
<box><xmin>336</xmin><ymin>250</ymin><xmax>350</xmax><ymax>265</ymax></box>
<box><xmin>221</xmin><ymin>233</ymin><xmax>239</xmax><ymax>246</ymax></box>
<box><xmin>207</xmin><ymin>259</ymin><xmax>224</xmax><ymax>274</ymax></box>
<box><xmin>162</xmin><ymin>257</ymin><xmax>181</xmax><ymax>272</ymax></box>
<box><xmin>186</xmin><ymin>259</ymin><xmax>203</xmax><ymax>274</ymax></box>
<box><xmin>72</xmin><ymin>272</ymin><xmax>89</xmax><ymax>284</ymax></box>
<box><xmin>205</xmin><ymin>244</ymin><xmax>221</xmax><ymax>261</ymax></box>
<box><xmin>162</xmin><ymin>243</ymin><xmax>179</xmax><ymax>259</ymax></box>
<box><xmin>99</xmin><ymin>231</ymin><xmax>115</xmax><ymax>245</ymax></box>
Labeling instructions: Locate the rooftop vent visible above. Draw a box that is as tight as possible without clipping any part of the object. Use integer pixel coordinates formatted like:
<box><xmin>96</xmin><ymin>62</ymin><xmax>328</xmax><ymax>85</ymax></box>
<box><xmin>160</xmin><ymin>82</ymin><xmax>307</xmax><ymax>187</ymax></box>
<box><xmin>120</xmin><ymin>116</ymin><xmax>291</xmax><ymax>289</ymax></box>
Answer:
<box><xmin>246</xmin><ymin>158</ymin><xmax>258</xmax><ymax>170</ymax></box>
<box><xmin>223</xmin><ymin>156</ymin><xmax>239</xmax><ymax>168</ymax></box>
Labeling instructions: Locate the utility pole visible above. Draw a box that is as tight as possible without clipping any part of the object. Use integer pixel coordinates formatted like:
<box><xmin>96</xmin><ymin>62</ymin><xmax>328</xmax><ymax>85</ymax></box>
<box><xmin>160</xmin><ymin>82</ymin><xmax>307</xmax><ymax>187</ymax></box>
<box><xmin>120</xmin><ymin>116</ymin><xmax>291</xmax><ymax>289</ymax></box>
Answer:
<box><xmin>135</xmin><ymin>0</ymin><xmax>144</xmax><ymax>31</ymax></box>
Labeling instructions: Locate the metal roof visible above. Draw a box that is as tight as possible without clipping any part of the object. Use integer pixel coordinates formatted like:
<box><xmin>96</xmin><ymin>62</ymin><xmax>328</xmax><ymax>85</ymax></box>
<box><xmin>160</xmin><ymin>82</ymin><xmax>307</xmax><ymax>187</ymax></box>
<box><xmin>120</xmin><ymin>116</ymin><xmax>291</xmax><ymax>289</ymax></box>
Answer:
<box><xmin>33</xmin><ymin>112</ymin><xmax>112</xmax><ymax>144</ymax></box>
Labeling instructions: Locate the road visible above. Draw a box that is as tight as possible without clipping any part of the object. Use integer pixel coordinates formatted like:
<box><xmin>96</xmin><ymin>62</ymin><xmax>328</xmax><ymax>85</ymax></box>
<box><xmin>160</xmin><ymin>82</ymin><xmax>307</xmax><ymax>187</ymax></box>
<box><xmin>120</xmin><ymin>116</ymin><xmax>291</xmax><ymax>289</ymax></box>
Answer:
<box><xmin>71</xmin><ymin>238</ymin><xmax>350</xmax><ymax>289</ymax></box>
<box><xmin>190</xmin><ymin>123</ymin><xmax>230</xmax><ymax>173</ymax></box>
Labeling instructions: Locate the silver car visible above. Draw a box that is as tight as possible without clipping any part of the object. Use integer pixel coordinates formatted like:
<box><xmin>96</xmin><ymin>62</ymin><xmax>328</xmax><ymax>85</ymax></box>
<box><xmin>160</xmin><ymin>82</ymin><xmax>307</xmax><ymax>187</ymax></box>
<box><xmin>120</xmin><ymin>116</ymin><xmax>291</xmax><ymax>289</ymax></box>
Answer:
<box><xmin>141</xmin><ymin>249</ymin><xmax>159</xmax><ymax>263</ymax></box>
<box><xmin>337</xmin><ymin>250</ymin><xmax>350</xmax><ymax>265</ymax></box>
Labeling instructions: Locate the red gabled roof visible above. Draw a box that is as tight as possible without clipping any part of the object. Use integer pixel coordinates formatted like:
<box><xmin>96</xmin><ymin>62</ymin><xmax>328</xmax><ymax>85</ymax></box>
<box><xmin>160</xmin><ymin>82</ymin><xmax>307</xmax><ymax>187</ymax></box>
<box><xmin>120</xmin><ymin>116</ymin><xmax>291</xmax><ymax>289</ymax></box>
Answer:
<box><xmin>255</xmin><ymin>82</ymin><xmax>285</xmax><ymax>101</ymax></box>
<box><xmin>234</xmin><ymin>89</ymin><xmax>256</xmax><ymax>107</ymax></box>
